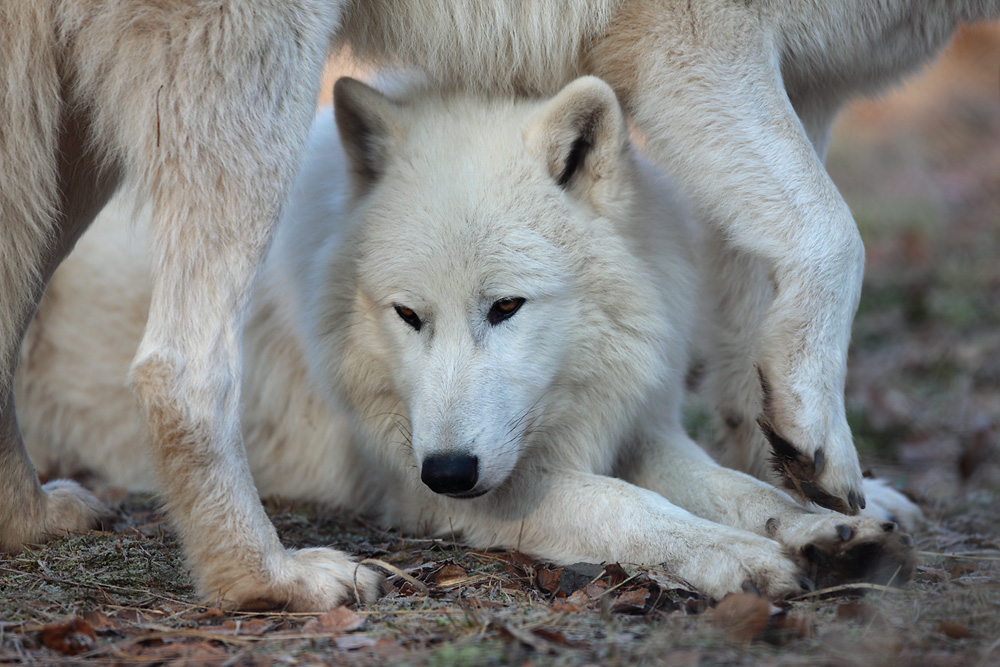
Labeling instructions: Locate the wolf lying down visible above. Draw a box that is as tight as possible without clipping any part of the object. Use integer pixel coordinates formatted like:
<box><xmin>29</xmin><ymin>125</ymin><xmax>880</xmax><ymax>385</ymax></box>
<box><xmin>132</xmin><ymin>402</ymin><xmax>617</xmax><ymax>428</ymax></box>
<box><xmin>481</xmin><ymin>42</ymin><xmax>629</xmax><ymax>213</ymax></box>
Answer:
<box><xmin>19</xmin><ymin>77</ymin><xmax>915</xmax><ymax>601</ymax></box>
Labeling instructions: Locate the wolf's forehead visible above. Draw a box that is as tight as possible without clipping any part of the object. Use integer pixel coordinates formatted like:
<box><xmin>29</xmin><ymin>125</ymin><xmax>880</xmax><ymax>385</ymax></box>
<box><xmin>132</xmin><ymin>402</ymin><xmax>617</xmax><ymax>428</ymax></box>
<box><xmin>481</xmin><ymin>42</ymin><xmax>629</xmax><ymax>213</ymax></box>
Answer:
<box><xmin>357</xmin><ymin>200</ymin><xmax>571</xmax><ymax>303</ymax></box>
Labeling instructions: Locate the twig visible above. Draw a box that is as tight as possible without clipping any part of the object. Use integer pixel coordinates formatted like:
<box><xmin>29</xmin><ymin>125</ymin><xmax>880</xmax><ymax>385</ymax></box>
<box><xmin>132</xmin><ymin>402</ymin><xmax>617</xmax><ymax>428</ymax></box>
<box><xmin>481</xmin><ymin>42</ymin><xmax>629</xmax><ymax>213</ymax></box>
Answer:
<box><xmin>790</xmin><ymin>582</ymin><xmax>905</xmax><ymax>600</ymax></box>
<box><xmin>918</xmin><ymin>550</ymin><xmax>1000</xmax><ymax>562</ymax></box>
<box><xmin>359</xmin><ymin>558</ymin><xmax>430</xmax><ymax>594</ymax></box>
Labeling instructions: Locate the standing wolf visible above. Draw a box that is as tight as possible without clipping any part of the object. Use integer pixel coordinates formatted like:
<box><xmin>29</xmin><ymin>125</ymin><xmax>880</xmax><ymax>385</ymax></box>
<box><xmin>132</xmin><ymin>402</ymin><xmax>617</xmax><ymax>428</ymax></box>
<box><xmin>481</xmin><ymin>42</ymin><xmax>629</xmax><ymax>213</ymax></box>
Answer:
<box><xmin>21</xmin><ymin>76</ymin><xmax>916</xmax><ymax>601</ymax></box>
<box><xmin>2</xmin><ymin>2</ymin><xmax>995</xmax><ymax>609</ymax></box>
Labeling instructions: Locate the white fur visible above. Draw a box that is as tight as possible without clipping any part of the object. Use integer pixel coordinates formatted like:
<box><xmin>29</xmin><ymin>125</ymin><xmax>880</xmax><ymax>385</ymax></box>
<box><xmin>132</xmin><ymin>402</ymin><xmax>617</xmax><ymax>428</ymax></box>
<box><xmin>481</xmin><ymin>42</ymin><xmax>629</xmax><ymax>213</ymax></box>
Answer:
<box><xmin>21</xmin><ymin>77</ymin><xmax>916</xmax><ymax>600</ymax></box>
<box><xmin>3</xmin><ymin>0</ymin><xmax>990</xmax><ymax>608</ymax></box>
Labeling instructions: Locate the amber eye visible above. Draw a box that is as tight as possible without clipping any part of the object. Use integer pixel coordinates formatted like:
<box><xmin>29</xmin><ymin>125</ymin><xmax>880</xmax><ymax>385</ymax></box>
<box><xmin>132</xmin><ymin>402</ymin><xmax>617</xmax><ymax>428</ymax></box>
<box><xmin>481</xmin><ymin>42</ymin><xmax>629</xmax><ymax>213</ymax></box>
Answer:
<box><xmin>394</xmin><ymin>304</ymin><xmax>422</xmax><ymax>331</ymax></box>
<box><xmin>487</xmin><ymin>297</ymin><xmax>525</xmax><ymax>326</ymax></box>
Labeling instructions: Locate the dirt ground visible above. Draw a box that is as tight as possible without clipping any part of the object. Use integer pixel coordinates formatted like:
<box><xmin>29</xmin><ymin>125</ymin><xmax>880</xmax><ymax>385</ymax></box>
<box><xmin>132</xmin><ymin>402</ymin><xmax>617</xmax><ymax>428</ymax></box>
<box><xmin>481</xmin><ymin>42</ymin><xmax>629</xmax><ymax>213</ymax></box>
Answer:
<box><xmin>2</xmin><ymin>22</ymin><xmax>999</xmax><ymax>667</ymax></box>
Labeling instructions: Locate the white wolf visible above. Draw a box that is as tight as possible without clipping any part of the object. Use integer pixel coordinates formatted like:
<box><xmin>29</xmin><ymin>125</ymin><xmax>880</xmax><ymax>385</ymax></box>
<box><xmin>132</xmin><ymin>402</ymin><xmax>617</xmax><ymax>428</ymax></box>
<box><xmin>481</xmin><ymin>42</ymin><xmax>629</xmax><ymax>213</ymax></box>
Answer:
<box><xmin>2</xmin><ymin>1</ymin><xmax>994</xmax><ymax>609</ymax></box>
<box><xmin>19</xmin><ymin>76</ymin><xmax>916</xmax><ymax>602</ymax></box>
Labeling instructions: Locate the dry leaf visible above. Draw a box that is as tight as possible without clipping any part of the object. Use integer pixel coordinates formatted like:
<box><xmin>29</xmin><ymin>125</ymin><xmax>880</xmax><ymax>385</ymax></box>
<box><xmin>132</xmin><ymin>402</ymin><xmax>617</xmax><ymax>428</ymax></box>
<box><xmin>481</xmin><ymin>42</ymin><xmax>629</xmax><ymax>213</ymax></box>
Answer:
<box><xmin>434</xmin><ymin>564</ymin><xmax>468</xmax><ymax>587</ymax></box>
<box><xmin>80</xmin><ymin>610</ymin><xmax>116</xmax><ymax>634</ymax></box>
<box><xmin>38</xmin><ymin>616</ymin><xmax>96</xmax><ymax>656</ymax></box>
<box><xmin>188</xmin><ymin>608</ymin><xmax>225</xmax><ymax>621</ymax></box>
<box><xmin>301</xmin><ymin>606</ymin><xmax>365</xmax><ymax>634</ymax></box>
<box><xmin>532</xmin><ymin>627</ymin><xmax>572</xmax><ymax>646</ymax></box>
<box><xmin>132</xmin><ymin>642</ymin><xmax>228</xmax><ymax>663</ymax></box>
<box><xmin>713</xmin><ymin>594</ymin><xmax>771</xmax><ymax>642</ymax></box>
<box><xmin>566</xmin><ymin>589</ymin><xmax>590</xmax><ymax>607</ymax></box>
<box><xmin>213</xmin><ymin>618</ymin><xmax>273</xmax><ymax>636</ymax></box>
<box><xmin>602</xmin><ymin>563</ymin><xmax>629</xmax><ymax>587</ymax></box>
<box><xmin>936</xmin><ymin>621</ymin><xmax>973</xmax><ymax>639</ymax></box>
<box><xmin>612</xmin><ymin>587</ymin><xmax>650</xmax><ymax>614</ymax></box>
<box><xmin>949</xmin><ymin>563</ymin><xmax>979</xmax><ymax>579</ymax></box>
<box><xmin>535</xmin><ymin>566</ymin><xmax>563</xmax><ymax>595</ymax></box>
<box><xmin>913</xmin><ymin>566</ymin><xmax>949</xmax><ymax>583</ymax></box>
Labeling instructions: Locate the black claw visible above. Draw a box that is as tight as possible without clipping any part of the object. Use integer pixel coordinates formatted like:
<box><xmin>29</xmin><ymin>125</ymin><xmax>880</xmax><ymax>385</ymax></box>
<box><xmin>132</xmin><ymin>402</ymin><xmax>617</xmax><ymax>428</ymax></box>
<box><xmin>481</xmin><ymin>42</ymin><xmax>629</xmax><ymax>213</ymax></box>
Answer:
<box><xmin>848</xmin><ymin>490</ymin><xmax>865</xmax><ymax>514</ymax></box>
<box><xmin>813</xmin><ymin>447</ymin><xmax>825</xmax><ymax>477</ymax></box>
<box><xmin>836</xmin><ymin>524</ymin><xmax>853</xmax><ymax>542</ymax></box>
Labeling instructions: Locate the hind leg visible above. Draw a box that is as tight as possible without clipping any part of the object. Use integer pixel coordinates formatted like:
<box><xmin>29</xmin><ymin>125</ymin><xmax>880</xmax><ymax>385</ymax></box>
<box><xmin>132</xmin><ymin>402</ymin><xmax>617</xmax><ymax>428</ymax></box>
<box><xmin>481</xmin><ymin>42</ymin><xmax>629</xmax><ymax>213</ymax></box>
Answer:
<box><xmin>0</xmin><ymin>108</ymin><xmax>117</xmax><ymax>551</ymax></box>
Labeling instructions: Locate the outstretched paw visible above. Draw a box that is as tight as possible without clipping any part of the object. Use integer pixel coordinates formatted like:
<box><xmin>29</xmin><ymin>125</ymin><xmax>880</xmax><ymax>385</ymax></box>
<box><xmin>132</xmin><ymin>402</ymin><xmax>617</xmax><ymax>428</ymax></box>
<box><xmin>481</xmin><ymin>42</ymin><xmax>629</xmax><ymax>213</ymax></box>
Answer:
<box><xmin>861</xmin><ymin>476</ymin><xmax>923</xmax><ymax>532</ymax></box>
<box><xmin>209</xmin><ymin>547</ymin><xmax>385</xmax><ymax>612</ymax></box>
<box><xmin>771</xmin><ymin>514</ymin><xmax>915</xmax><ymax>589</ymax></box>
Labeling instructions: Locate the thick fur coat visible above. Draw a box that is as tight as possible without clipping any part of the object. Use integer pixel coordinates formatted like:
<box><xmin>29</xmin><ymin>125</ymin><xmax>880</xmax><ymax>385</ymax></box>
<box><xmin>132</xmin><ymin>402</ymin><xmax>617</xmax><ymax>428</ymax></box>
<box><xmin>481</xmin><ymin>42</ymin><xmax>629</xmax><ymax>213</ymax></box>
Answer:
<box><xmin>21</xmin><ymin>77</ymin><xmax>916</xmax><ymax>600</ymax></box>
<box><xmin>2</xmin><ymin>1</ymin><xmax>995</xmax><ymax>608</ymax></box>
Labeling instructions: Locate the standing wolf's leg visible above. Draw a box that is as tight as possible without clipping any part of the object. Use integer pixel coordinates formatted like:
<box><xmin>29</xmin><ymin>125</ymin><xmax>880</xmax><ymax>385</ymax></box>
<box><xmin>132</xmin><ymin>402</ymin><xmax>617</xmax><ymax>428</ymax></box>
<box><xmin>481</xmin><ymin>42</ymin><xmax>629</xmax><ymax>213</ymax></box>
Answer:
<box><xmin>0</xmin><ymin>91</ymin><xmax>113</xmax><ymax>549</ymax></box>
<box><xmin>702</xmin><ymin>235</ymin><xmax>924</xmax><ymax>529</ymax></box>
<box><xmin>623</xmin><ymin>427</ymin><xmax>915</xmax><ymax>588</ymax></box>
<box><xmin>590</xmin><ymin>0</ymin><xmax>865</xmax><ymax>514</ymax></box>
<box><xmin>109</xmin><ymin>6</ymin><xmax>381</xmax><ymax>611</ymax></box>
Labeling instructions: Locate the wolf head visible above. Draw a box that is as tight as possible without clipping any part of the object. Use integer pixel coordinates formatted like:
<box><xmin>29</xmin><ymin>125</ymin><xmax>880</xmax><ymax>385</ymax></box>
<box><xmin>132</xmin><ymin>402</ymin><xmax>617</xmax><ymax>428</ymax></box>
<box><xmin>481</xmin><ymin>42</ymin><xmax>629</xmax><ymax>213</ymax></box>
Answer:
<box><xmin>321</xmin><ymin>76</ymin><xmax>672</xmax><ymax>499</ymax></box>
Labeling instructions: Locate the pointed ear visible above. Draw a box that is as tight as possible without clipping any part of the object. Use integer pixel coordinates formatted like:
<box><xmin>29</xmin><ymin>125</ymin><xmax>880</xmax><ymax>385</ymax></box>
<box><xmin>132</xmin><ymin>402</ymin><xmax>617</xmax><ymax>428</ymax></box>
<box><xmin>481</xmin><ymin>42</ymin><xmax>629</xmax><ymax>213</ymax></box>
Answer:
<box><xmin>524</xmin><ymin>76</ymin><xmax>629</xmax><ymax>205</ymax></box>
<box><xmin>333</xmin><ymin>77</ymin><xmax>402</xmax><ymax>192</ymax></box>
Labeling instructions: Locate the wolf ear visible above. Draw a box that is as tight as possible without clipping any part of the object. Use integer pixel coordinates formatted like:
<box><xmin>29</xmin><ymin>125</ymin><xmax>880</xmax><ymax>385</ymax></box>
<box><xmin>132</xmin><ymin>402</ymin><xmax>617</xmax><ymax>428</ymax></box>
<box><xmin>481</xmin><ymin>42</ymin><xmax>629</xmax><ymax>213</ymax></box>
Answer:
<box><xmin>333</xmin><ymin>77</ymin><xmax>402</xmax><ymax>192</ymax></box>
<box><xmin>524</xmin><ymin>76</ymin><xmax>629</xmax><ymax>205</ymax></box>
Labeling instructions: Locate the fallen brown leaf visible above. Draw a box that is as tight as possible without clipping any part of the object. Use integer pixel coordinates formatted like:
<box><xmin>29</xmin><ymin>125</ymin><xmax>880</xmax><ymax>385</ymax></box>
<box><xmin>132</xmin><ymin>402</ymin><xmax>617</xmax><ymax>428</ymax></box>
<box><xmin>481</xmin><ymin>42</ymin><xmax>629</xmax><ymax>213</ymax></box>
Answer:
<box><xmin>612</xmin><ymin>587</ymin><xmax>650</xmax><ymax>614</ymax></box>
<box><xmin>301</xmin><ymin>606</ymin><xmax>365</xmax><ymax>634</ymax></box>
<box><xmin>602</xmin><ymin>563</ymin><xmax>629</xmax><ymax>587</ymax></box>
<box><xmin>936</xmin><ymin>621</ymin><xmax>974</xmax><ymax>639</ymax></box>
<box><xmin>214</xmin><ymin>618</ymin><xmax>273</xmax><ymax>636</ymax></box>
<box><xmin>535</xmin><ymin>566</ymin><xmax>562</xmax><ymax>595</ymax></box>
<box><xmin>713</xmin><ymin>594</ymin><xmax>771</xmax><ymax>642</ymax></box>
<box><xmin>913</xmin><ymin>566</ymin><xmax>950</xmax><ymax>583</ymax></box>
<box><xmin>433</xmin><ymin>564</ymin><xmax>468</xmax><ymax>587</ymax></box>
<box><xmin>38</xmin><ymin>616</ymin><xmax>96</xmax><ymax>656</ymax></box>
<box><xmin>80</xmin><ymin>610</ymin><xmax>116</xmax><ymax>634</ymax></box>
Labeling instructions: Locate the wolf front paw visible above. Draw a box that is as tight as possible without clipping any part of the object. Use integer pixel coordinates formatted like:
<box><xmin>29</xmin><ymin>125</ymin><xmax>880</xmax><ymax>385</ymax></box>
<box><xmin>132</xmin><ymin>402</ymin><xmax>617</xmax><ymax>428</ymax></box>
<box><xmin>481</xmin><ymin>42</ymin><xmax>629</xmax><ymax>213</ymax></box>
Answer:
<box><xmin>771</xmin><ymin>514</ymin><xmax>916</xmax><ymax>589</ymax></box>
<box><xmin>40</xmin><ymin>479</ymin><xmax>109</xmax><ymax>536</ymax></box>
<box><xmin>861</xmin><ymin>477</ymin><xmax>923</xmax><ymax>532</ymax></box>
<box><xmin>679</xmin><ymin>534</ymin><xmax>811</xmax><ymax>601</ymax></box>
<box><xmin>756</xmin><ymin>369</ymin><xmax>865</xmax><ymax>516</ymax></box>
<box><xmin>206</xmin><ymin>548</ymin><xmax>385</xmax><ymax>612</ymax></box>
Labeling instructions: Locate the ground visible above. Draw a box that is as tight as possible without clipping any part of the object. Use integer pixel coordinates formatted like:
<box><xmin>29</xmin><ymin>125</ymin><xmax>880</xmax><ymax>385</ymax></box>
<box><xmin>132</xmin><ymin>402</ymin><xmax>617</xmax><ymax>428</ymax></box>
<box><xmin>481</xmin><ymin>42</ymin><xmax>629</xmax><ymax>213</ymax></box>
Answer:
<box><xmin>2</xmin><ymin>23</ymin><xmax>998</xmax><ymax>667</ymax></box>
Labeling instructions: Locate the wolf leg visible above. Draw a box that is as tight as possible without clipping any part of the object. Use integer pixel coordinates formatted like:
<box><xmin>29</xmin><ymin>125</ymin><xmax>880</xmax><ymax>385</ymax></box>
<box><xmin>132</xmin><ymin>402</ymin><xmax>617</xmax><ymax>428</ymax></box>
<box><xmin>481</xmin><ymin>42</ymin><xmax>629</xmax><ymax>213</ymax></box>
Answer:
<box><xmin>591</xmin><ymin>0</ymin><xmax>865</xmax><ymax>514</ymax></box>
<box><xmin>626</xmin><ymin>428</ymin><xmax>916</xmax><ymax>588</ymax></box>
<box><xmin>449</xmin><ymin>470</ymin><xmax>807</xmax><ymax>600</ymax></box>
<box><xmin>102</xmin><ymin>5</ymin><xmax>382</xmax><ymax>610</ymax></box>
<box><xmin>0</xmin><ymin>99</ymin><xmax>114</xmax><ymax>550</ymax></box>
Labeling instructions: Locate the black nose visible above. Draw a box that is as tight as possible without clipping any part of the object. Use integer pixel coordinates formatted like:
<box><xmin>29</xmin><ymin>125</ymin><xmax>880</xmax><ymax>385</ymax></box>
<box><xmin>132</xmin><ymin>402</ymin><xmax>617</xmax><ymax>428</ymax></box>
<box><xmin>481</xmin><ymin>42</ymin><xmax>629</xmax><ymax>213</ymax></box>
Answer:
<box><xmin>421</xmin><ymin>454</ymin><xmax>479</xmax><ymax>495</ymax></box>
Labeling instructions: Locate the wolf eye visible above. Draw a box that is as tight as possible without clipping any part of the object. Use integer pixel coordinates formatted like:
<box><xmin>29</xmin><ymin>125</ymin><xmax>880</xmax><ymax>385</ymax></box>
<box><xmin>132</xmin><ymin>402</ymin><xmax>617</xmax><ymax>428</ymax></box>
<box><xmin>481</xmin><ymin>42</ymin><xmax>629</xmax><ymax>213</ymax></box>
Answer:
<box><xmin>487</xmin><ymin>297</ymin><xmax>525</xmax><ymax>326</ymax></box>
<box><xmin>394</xmin><ymin>304</ymin><xmax>422</xmax><ymax>331</ymax></box>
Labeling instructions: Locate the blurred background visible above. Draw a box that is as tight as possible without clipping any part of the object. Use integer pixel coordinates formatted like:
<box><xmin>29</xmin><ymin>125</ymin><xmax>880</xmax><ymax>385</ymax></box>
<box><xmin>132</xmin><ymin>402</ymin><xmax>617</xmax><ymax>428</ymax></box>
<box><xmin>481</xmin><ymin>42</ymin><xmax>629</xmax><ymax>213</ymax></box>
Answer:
<box><xmin>827</xmin><ymin>22</ymin><xmax>999</xmax><ymax>530</ymax></box>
